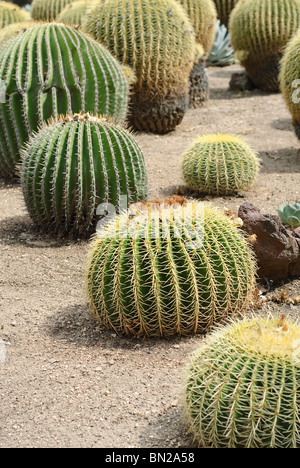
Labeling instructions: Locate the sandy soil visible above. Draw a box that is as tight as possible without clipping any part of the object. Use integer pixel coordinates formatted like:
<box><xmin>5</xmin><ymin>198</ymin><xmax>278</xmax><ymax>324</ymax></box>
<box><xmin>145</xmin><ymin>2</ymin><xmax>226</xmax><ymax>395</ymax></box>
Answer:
<box><xmin>0</xmin><ymin>64</ymin><xmax>299</xmax><ymax>448</ymax></box>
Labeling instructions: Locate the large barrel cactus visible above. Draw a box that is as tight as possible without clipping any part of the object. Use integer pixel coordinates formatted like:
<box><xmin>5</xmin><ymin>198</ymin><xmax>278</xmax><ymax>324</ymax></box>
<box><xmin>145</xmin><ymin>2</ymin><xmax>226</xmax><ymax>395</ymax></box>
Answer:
<box><xmin>0</xmin><ymin>22</ymin><xmax>129</xmax><ymax>179</ymax></box>
<box><xmin>86</xmin><ymin>199</ymin><xmax>256</xmax><ymax>337</ymax></box>
<box><xmin>83</xmin><ymin>0</ymin><xmax>197</xmax><ymax>134</ymax></box>
<box><xmin>229</xmin><ymin>0</ymin><xmax>300</xmax><ymax>92</ymax></box>
<box><xmin>280</xmin><ymin>30</ymin><xmax>300</xmax><ymax>140</ymax></box>
<box><xmin>0</xmin><ymin>21</ymin><xmax>36</xmax><ymax>46</ymax></box>
<box><xmin>184</xmin><ymin>315</ymin><xmax>300</xmax><ymax>448</ymax></box>
<box><xmin>31</xmin><ymin>0</ymin><xmax>76</xmax><ymax>21</ymax></box>
<box><xmin>21</xmin><ymin>114</ymin><xmax>147</xmax><ymax>237</ymax></box>
<box><xmin>213</xmin><ymin>0</ymin><xmax>239</xmax><ymax>26</ymax></box>
<box><xmin>0</xmin><ymin>0</ymin><xmax>30</xmax><ymax>28</ymax></box>
<box><xmin>182</xmin><ymin>134</ymin><xmax>260</xmax><ymax>195</ymax></box>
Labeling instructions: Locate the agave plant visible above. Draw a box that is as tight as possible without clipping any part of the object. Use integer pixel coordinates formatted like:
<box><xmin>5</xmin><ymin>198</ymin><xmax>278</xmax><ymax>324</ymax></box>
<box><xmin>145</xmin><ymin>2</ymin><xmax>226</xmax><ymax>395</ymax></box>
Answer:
<box><xmin>206</xmin><ymin>20</ymin><xmax>235</xmax><ymax>67</ymax></box>
<box><xmin>278</xmin><ymin>202</ymin><xmax>300</xmax><ymax>229</ymax></box>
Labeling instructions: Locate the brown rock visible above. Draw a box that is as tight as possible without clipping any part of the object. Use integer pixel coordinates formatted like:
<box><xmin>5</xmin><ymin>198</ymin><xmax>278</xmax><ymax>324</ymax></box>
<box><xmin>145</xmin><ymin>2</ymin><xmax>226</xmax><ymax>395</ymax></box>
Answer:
<box><xmin>238</xmin><ymin>202</ymin><xmax>300</xmax><ymax>280</ymax></box>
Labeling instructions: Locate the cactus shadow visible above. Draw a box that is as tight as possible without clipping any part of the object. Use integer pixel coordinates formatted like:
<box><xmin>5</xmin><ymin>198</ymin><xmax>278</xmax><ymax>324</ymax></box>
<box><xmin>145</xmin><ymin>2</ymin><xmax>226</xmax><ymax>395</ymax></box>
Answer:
<box><xmin>47</xmin><ymin>303</ymin><xmax>198</xmax><ymax>351</ymax></box>
<box><xmin>259</xmin><ymin>147</ymin><xmax>300</xmax><ymax>173</ymax></box>
<box><xmin>0</xmin><ymin>214</ymin><xmax>78</xmax><ymax>248</ymax></box>
<box><xmin>138</xmin><ymin>407</ymin><xmax>197</xmax><ymax>449</ymax></box>
<box><xmin>270</xmin><ymin>117</ymin><xmax>294</xmax><ymax>132</ymax></box>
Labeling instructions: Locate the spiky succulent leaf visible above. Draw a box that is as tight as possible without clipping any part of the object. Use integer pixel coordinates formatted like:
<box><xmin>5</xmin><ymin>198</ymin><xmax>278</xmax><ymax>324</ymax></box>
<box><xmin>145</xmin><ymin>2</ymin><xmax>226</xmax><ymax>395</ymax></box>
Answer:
<box><xmin>0</xmin><ymin>1</ymin><xmax>30</xmax><ymax>28</ymax></box>
<box><xmin>206</xmin><ymin>20</ymin><xmax>234</xmax><ymax>67</ymax></box>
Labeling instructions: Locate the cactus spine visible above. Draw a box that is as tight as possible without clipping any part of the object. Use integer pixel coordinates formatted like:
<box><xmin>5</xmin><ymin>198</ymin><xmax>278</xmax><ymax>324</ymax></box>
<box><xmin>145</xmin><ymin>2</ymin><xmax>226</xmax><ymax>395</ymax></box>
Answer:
<box><xmin>229</xmin><ymin>0</ymin><xmax>300</xmax><ymax>92</ymax></box>
<box><xmin>280</xmin><ymin>30</ymin><xmax>300</xmax><ymax>140</ymax></box>
<box><xmin>31</xmin><ymin>0</ymin><xmax>76</xmax><ymax>21</ymax></box>
<box><xmin>0</xmin><ymin>1</ymin><xmax>30</xmax><ymax>28</ymax></box>
<box><xmin>0</xmin><ymin>23</ymin><xmax>129</xmax><ymax>179</ymax></box>
<box><xmin>83</xmin><ymin>0</ymin><xmax>197</xmax><ymax>134</ymax></box>
<box><xmin>21</xmin><ymin>114</ymin><xmax>147</xmax><ymax>236</ymax></box>
<box><xmin>182</xmin><ymin>134</ymin><xmax>260</xmax><ymax>195</ymax></box>
<box><xmin>184</xmin><ymin>315</ymin><xmax>300</xmax><ymax>448</ymax></box>
<box><xmin>86</xmin><ymin>200</ymin><xmax>256</xmax><ymax>337</ymax></box>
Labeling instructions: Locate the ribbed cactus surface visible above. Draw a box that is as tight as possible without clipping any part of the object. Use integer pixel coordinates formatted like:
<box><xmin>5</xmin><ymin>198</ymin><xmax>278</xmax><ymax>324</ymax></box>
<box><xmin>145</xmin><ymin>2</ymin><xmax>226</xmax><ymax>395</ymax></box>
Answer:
<box><xmin>31</xmin><ymin>0</ymin><xmax>76</xmax><ymax>21</ymax></box>
<box><xmin>57</xmin><ymin>0</ymin><xmax>97</xmax><ymax>27</ymax></box>
<box><xmin>184</xmin><ymin>315</ymin><xmax>300</xmax><ymax>448</ymax></box>
<box><xmin>0</xmin><ymin>21</ymin><xmax>36</xmax><ymax>46</ymax></box>
<box><xmin>213</xmin><ymin>0</ymin><xmax>239</xmax><ymax>26</ymax></box>
<box><xmin>182</xmin><ymin>134</ymin><xmax>260</xmax><ymax>195</ymax></box>
<box><xmin>177</xmin><ymin>0</ymin><xmax>217</xmax><ymax>56</ymax></box>
<box><xmin>83</xmin><ymin>0</ymin><xmax>197</xmax><ymax>134</ymax></box>
<box><xmin>280</xmin><ymin>30</ymin><xmax>300</xmax><ymax>140</ymax></box>
<box><xmin>0</xmin><ymin>1</ymin><xmax>30</xmax><ymax>28</ymax></box>
<box><xmin>21</xmin><ymin>114</ymin><xmax>147</xmax><ymax>236</ymax></box>
<box><xmin>229</xmin><ymin>0</ymin><xmax>300</xmax><ymax>91</ymax></box>
<box><xmin>87</xmin><ymin>200</ymin><xmax>256</xmax><ymax>337</ymax></box>
<box><xmin>0</xmin><ymin>23</ymin><xmax>129</xmax><ymax>179</ymax></box>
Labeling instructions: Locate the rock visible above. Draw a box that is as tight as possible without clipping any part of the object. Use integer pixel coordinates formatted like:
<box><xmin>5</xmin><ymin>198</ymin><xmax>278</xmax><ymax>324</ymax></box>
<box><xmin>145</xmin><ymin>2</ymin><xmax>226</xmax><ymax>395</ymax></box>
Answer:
<box><xmin>238</xmin><ymin>202</ymin><xmax>300</xmax><ymax>280</ymax></box>
<box><xmin>229</xmin><ymin>71</ymin><xmax>255</xmax><ymax>91</ymax></box>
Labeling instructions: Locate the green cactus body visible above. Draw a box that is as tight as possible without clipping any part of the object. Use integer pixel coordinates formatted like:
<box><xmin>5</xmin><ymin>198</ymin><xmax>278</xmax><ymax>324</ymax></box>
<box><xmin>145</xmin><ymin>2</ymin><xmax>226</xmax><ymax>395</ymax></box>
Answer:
<box><xmin>86</xmin><ymin>200</ymin><xmax>256</xmax><ymax>337</ymax></box>
<box><xmin>280</xmin><ymin>30</ymin><xmax>300</xmax><ymax>140</ymax></box>
<box><xmin>229</xmin><ymin>0</ymin><xmax>300</xmax><ymax>92</ymax></box>
<box><xmin>0</xmin><ymin>1</ymin><xmax>30</xmax><ymax>28</ymax></box>
<box><xmin>278</xmin><ymin>201</ymin><xmax>300</xmax><ymax>229</ymax></box>
<box><xmin>177</xmin><ymin>0</ymin><xmax>217</xmax><ymax>56</ymax></box>
<box><xmin>0</xmin><ymin>22</ymin><xmax>129</xmax><ymax>179</ymax></box>
<box><xmin>83</xmin><ymin>0</ymin><xmax>197</xmax><ymax>134</ymax></box>
<box><xmin>57</xmin><ymin>0</ymin><xmax>98</xmax><ymax>27</ymax></box>
<box><xmin>184</xmin><ymin>315</ymin><xmax>300</xmax><ymax>448</ymax></box>
<box><xmin>31</xmin><ymin>0</ymin><xmax>76</xmax><ymax>21</ymax></box>
<box><xmin>182</xmin><ymin>134</ymin><xmax>260</xmax><ymax>195</ymax></box>
<box><xmin>213</xmin><ymin>0</ymin><xmax>239</xmax><ymax>27</ymax></box>
<box><xmin>21</xmin><ymin>114</ymin><xmax>147</xmax><ymax>236</ymax></box>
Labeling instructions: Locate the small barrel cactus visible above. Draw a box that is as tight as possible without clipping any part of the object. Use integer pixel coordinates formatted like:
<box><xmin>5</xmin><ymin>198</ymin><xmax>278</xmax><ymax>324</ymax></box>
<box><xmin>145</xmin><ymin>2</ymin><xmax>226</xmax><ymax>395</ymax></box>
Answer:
<box><xmin>0</xmin><ymin>22</ymin><xmax>129</xmax><ymax>179</ymax></box>
<box><xmin>83</xmin><ymin>0</ymin><xmax>197</xmax><ymax>134</ymax></box>
<box><xmin>229</xmin><ymin>0</ymin><xmax>300</xmax><ymax>92</ymax></box>
<box><xmin>0</xmin><ymin>1</ymin><xmax>30</xmax><ymax>28</ymax></box>
<box><xmin>280</xmin><ymin>30</ymin><xmax>300</xmax><ymax>139</ymax></box>
<box><xmin>182</xmin><ymin>134</ymin><xmax>260</xmax><ymax>195</ymax></box>
<box><xmin>57</xmin><ymin>0</ymin><xmax>97</xmax><ymax>27</ymax></box>
<box><xmin>278</xmin><ymin>201</ymin><xmax>300</xmax><ymax>229</ymax></box>
<box><xmin>21</xmin><ymin>114</ymin><xmax>147</xmax><ymax>237</ymax></box>
<box><xmin>183</xmin><ymin>314</ymin><xmax>300</xmax><ymax>448</ymax></box>
<box><xmin>213</xmin><ymin>0</ymin><xmax>239</xmax><ymax>27</ymax></box>
<box><xmin>86</xmin><ymin>199</ymin><xmax>256</xmax><ymax>337</ymax></box>
<box><xmin>31</xmin><ymin>0</ymin><xmax>76</xmax><ymax>21</ymax></box>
